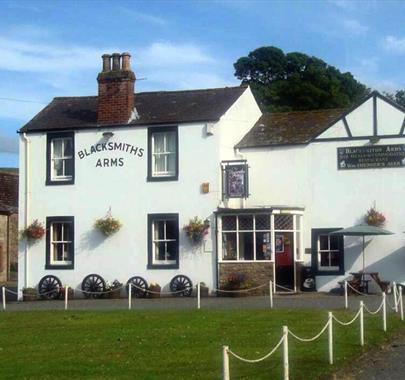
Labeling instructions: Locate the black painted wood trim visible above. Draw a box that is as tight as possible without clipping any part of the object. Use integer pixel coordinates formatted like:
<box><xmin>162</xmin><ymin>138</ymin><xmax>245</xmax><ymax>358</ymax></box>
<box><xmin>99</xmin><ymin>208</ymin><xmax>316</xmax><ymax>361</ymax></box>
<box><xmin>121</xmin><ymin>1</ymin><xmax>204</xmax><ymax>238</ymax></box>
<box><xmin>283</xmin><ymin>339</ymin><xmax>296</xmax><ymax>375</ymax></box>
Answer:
<box><xmin>147</xmin><ymin>126</ymin><xmax>179</xmax><ymax>182</ymax></box>
<box><xmin>342</xmin><ymin>117</ymin><xmax>352</xmax><ymax>138</ymax></box>
<box><xmin>314</xmin><ymin>134</ymin><xmax>405</xmax><ymax>143</ymax></box>
<box><xmin>311</xmin><ymin>228</ymin><xmax>344</xmax><ymax>276</ymax></box>
<box><xmin>147</xmin><ymin>213</ymin><xmax>179</xmax><ymax>269</ymax></box>
<box><xmin>373</xmin><ymin>94</ymin><xmax>378</xmax><ymax>136</ymax></box>
<box><xmin>46</xmin><ymin>131</ymin><xmax>75</xmax><ymax>186</ymax></box>
<box><xmin>400</xmin><ymin>117</ymin><xmax>405</xmax><ymax>135</ymax></box>
<box><xmin>45</xmin><ymin>216</ymin><xmax>74</xmax><ymax>270</ymax></box>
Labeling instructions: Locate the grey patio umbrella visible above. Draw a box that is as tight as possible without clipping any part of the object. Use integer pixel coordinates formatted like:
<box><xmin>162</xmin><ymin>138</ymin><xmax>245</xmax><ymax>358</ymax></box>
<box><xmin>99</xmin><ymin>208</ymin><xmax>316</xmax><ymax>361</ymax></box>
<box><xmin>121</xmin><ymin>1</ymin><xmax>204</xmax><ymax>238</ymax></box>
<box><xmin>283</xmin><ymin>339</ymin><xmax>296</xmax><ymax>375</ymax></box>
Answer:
<box><xmin>330</xmin><ymin>224</ymin><xmax>394</xmax><ymax>273</ymax></box>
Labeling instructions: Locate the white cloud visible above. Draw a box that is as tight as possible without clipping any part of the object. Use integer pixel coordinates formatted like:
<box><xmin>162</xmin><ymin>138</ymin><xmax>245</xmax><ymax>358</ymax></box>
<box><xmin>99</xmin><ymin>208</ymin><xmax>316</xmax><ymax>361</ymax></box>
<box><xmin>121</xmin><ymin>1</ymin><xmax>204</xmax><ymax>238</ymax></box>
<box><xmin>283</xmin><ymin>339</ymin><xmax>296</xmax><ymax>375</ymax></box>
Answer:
<box><xmin>118</xmin><ymin>8</ymin><xmax>167</xmax><ymax>26</ymax></box>
<box><xmin>328</xmin><ymin>0</ymin><xmax>356</xmax><ymax>11</ymax></box>
<box><xmin>341</xmin><ymin>18</ymin><xmax>368</xmax><ymax>36</ymax></box>
<box><xmin>383</xmin><ymin>36</ymin><xmax>405</xmax><ymax>54</ymax></box>
<box><xmin>0</xmin><ymin>129</ymin><xmax>18</xmax><ymax>154</ymax></box>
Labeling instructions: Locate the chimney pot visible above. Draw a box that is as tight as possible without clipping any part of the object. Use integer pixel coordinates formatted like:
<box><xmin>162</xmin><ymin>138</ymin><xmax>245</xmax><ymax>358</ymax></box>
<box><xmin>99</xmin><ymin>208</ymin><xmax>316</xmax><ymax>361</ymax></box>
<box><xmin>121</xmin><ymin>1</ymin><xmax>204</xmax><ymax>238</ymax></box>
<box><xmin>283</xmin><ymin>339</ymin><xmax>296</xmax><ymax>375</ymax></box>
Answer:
<box><xmin>101</xmin><ymin>54</ymin><xmax>111</xmax><ymax>72</ymax></box>
<box><xmin>112</xmin><ymin>53</ymin><xmax>121</xmax><ymax>71</ymax></box>
<box><xmin>121</xmin><ymin>52</ymin><xmax>131</xmax><ymax>71</ymax></box>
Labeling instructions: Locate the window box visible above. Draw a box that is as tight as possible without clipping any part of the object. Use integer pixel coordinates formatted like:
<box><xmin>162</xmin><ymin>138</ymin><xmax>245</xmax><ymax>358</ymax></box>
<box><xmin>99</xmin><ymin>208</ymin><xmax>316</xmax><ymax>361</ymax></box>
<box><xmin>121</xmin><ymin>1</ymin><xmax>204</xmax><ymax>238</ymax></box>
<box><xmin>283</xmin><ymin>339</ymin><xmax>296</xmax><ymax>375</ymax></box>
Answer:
<box><xmin>45</xmin><ymin>216</ymin><xmax>74</xmax><ymax>270</ymax></box>
<box><xmin>147</xmin><ymin>213</ymin><xmax>179</xmax><ymax>269</ymax></box>
<box><xmin>147</xmin><ymin>126</ymin><xmax>178</xmax><ymax>181</ymax></box>
<box><xmin>46</xmin><ymin>132</ymin><xmax>75</xmax><ymax>185</ymax></box>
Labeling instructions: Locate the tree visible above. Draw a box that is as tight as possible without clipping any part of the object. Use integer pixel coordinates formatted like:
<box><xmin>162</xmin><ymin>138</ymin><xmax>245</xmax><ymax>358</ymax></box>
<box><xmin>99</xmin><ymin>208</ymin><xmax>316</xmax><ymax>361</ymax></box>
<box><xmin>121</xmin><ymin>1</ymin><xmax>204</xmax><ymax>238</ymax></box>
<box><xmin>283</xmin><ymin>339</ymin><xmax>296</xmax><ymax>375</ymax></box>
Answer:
<box><xmin>234</xmin><ymin>46</ymin><xmax>370</xmax><ymax>112</ymax></box>
<box><xmin>383</xmin><ymin>90</ymin><xmax>405</xmax><ymax>108</ymax></box>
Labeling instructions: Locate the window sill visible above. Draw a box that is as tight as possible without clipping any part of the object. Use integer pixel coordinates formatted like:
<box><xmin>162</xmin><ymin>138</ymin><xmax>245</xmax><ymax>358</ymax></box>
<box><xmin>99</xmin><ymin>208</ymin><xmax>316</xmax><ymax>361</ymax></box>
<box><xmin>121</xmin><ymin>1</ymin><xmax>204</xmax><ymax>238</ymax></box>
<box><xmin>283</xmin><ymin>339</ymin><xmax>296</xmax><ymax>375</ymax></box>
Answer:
<box><xmin>147</xmin><ymin>175</ymin><xmax>178</xmax><ymax>182</ymax></box>
<box><xmin>315</xmin><ymin>269</ymin><xmax>344</xmax><ymax>276</ymax></box>
<box><xmin>46</xmin><ymin>179</ymin><xmax>75</xmax><ymax>186</ymax></box>
<box><xmin>219</xmin><ymin>260</ymin><xmax>274</xmax><ymax>263</ymax></box>
<box><xmin>45</xmin><ymin>264</ymin><xmax>74</xmax><ymax>270</ymax></box>
<box><xmin>147</xmin><ymin>263</ymin><xmax>179</xmax><ymax>270</ymax></box>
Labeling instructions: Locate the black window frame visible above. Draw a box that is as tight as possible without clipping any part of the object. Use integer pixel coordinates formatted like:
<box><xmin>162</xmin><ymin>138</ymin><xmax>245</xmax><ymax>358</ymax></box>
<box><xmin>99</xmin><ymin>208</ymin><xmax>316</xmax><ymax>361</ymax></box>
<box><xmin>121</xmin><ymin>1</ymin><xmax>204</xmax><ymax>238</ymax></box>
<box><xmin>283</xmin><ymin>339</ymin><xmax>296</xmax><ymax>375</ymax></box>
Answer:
<box><xmin>46</xmin><ymin>131</ymin><xmax>75</xmax><ymax>186</ymax></box>
<box><xmin>45</xmin><ymin>216</ymin><xmax>75</xmax><ymax>270</ymax></box>
<box><xmin>147</xmin><ymin>213</ymin><xmax>179</xmax><ymax>269</ymax></box>
<box><xmin>221</xmin><ymin>160</ymin><xmax>249</xmax><ymax>199</ymax></box>
<box><xmin>311</xmin><ymin>228</ymin><xmax>344</xmax><ymax>276</ymax></box>
<box><xmin>147</xmin><ymin>126</ymin><xmax>179</xmax><ymax>182</ymax></box>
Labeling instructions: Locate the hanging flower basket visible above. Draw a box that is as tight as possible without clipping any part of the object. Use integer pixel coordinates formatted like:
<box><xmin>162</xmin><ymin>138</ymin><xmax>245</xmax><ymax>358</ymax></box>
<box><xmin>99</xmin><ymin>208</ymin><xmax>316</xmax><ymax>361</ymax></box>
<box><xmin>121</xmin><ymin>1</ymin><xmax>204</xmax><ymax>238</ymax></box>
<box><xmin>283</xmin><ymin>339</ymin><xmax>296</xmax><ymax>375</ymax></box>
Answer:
<box><xmin>20</xmin><ymin>220</ymin><xmax>45</xmax><ymax>241</ymax></box>
<box><xmin>183</xmin><ymin>217</ymin><xmax>210</xmax><ymax>244</ymax></box>
<box><xmin>95</xmin><ymin>209</ymin><xmax>122</xmax><ymax>236</ymax></box>
<box><xmin>364</xmin><ymin>207</ymin><xmax>386</xmax><ymax>227</ymax></box>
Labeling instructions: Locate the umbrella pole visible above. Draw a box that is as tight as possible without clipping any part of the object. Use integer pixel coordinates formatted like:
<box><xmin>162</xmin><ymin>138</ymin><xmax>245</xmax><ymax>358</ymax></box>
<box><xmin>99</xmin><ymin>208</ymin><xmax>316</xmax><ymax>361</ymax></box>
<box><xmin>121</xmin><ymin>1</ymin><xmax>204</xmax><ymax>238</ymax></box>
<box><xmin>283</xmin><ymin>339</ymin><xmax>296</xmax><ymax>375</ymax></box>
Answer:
<box><xmin>362</xmin><ymin>235</ymin><xmax>365</xmax><ymax>274</ymax></box>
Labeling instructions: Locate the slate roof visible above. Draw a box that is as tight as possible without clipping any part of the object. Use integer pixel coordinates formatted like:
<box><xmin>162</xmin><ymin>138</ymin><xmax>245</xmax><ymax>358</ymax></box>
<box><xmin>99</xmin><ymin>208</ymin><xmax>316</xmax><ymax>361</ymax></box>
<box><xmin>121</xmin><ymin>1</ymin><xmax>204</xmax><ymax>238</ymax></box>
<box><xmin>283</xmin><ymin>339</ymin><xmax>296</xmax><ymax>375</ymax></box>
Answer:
<box><xmin>20</xmin><ymin>86</ymin><xmax>247</xmax><ymax>133</ymax></box>
<box><xmin>0</xmin><ymin>171</ymin><xmax>18</xmax><ymax>214</ymax></box>
<box><xmin>236</xmin><ymin>108</ymin><xmax>346</xmax><ymax>148</ymax></box>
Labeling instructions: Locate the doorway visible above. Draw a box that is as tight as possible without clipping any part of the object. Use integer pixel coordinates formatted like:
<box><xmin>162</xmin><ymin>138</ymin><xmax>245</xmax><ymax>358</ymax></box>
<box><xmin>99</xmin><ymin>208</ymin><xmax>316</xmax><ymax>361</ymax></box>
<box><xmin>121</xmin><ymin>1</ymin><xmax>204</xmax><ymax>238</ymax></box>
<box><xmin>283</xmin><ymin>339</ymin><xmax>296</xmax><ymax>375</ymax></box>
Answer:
<box><xmin>274</xmin><ymin>232</ymin><xmax>295</xmax><ymax>290</ymax></box>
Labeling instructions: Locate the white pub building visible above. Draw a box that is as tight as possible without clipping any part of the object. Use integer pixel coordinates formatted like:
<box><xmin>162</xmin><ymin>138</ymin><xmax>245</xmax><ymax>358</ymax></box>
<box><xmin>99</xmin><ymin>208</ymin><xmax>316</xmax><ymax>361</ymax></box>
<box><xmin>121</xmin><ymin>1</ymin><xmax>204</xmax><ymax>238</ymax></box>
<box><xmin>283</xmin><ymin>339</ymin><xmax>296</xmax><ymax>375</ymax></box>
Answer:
<box><xmin>18</xmin><ymin>52</ymin><xmax>405</xmax><ymax>298</ymax></box>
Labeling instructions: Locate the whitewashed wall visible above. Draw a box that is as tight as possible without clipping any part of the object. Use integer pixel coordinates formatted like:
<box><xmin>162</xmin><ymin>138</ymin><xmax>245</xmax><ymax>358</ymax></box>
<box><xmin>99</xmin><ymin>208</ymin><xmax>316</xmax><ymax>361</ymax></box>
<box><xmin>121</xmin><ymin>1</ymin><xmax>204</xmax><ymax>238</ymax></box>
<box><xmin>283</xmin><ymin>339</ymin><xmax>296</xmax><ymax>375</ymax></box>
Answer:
<box><xmin>18</xmin><ymin>87</ymin><xmax>262</xmax><ymax>296</ymax></box>
<box><xmin>243</xmin><ymin>96</ymin><xmax>405</xmax><ymax>291</ymax></box>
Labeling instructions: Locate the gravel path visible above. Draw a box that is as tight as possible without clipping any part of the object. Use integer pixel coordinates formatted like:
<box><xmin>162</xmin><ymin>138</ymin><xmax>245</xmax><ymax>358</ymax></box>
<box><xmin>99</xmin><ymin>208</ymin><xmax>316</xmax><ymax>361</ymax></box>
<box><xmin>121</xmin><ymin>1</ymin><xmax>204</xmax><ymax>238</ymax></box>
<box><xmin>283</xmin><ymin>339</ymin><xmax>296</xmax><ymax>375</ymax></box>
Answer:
<box><xmin>1</xmin><ymin>292</ymin><xmax>386</xmax><ymax>312</ymax></box>
<box><xmin>328</xmin><ymin>328</ymin><xmax>405</xmax><ymax>380</ymax></box>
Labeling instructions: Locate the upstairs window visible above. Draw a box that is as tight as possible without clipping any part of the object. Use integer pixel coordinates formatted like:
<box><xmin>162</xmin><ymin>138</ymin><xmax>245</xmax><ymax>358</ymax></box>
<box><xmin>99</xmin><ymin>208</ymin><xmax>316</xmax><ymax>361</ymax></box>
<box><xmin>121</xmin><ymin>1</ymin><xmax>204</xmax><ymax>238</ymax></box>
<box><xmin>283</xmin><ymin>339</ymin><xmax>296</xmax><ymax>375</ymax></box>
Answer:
<box><xmin>46</xmin><ymin>216</ymin><xmax>74</xmax><ymax>269</ymax></box>
<box><xmin>148</xmin><ymin>213</ymin><xmax>179</xmax><ymax>269</ymax></box>
<box><xmin>46</xmin><ymin>132</ymin><xmax>74</xmax><ymax>185</ymax></box>
<box><xmin>148</xmin><ymin>126</ymin><xmax>178</xmax><ymax>181</ymax></box>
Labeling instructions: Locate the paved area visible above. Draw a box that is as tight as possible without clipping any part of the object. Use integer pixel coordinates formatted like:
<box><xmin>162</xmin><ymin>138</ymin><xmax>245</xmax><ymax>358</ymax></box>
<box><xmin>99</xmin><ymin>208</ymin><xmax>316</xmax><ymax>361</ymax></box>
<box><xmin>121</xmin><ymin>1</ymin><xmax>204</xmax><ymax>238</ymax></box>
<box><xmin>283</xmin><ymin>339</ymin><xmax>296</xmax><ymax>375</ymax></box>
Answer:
<box><xmin>328</xmin><ymin>327</ymin><xmax>405</xmax><ymax>380</ymax></box>
<box><xmin>1</xmin><ymin>292</ymin><xmax>387</xmax><ymax>312</ymax></box>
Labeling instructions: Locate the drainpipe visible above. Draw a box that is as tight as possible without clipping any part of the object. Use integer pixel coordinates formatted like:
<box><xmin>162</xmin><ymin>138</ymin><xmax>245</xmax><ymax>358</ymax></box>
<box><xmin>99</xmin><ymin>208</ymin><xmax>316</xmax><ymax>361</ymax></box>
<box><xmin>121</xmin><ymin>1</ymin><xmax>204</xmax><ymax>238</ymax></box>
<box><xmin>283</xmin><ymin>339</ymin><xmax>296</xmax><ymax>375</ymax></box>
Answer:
<box><xmin>22</xmin><ymin>133</ymin><xmax>30</xmax><ymax>289</ymax></box>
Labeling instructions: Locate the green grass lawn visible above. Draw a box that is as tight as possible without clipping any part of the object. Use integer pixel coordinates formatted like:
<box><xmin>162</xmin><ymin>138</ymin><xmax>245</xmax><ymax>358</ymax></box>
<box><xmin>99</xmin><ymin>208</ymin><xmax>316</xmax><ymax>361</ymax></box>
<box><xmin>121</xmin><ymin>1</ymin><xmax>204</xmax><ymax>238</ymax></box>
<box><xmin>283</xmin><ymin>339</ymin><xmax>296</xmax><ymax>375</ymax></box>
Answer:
<box><xmin>0</xmin><ymin>308</ymin><xmax>402</xmax><ymax>379</ymax></box>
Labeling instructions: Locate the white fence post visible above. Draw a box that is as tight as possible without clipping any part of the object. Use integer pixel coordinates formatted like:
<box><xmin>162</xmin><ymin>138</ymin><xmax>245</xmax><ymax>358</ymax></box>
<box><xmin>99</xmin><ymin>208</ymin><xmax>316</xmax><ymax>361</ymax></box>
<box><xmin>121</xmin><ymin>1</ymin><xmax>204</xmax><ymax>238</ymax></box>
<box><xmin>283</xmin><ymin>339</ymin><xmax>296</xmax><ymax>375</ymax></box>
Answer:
<box><xmin>269</xmin><ymin>280</ymin><xmax>273</xmax><ymax>309</ymax></box>
<box><xmin>399</xmin><ymin>287</ymin><xmax>404</xmax><ymax>321</ymax></box>
<box><xmin>360</xmin><ymin>301</ymin><xmax>364</xmax><ymax>346</ymax></box>
<box><xmin>344</xmin><ymin>281</ymin><xmax>348</xmax><ymax>309</ymax></box>
<box><xmin>382</xmin><ymin>292</ymin><xmax>387</xmax><ymax>332</ymax></box>
<box><xmin>128</xmin><ymin>283</ymin><xmax>132</xmax><ymax>310</ymax></box>
<box><xmin>64</xmin><ymin>286</ymin><xmax>69</xmax><ymax>310</ymax></box>
<box><xmin>328</xmin><ymin>312</ymin><xmax>333</xmax><ymax>365</ymax></box>
<box><xmin>393</xmin><ymin>282</ymin><xmax>398</xmax><ymax>313</ymax></box>
<box><xmin>197</xmin><ymin>282</ymin><xmax>201</xmax><ymax>310</ymax></box>
<box><xmin>2</xmin><ymin>286</ymin><xmax>6</xmax><ymax>310</ymax></box>
<box><xmin>283</xmin><ymin>326</ymin><xmax>289</xmax><ymax>380</ymax></box>
<box><xmin>222</xmin><ymin>345</ymin><xmax>230</xmax><ymax>380</ymax></box>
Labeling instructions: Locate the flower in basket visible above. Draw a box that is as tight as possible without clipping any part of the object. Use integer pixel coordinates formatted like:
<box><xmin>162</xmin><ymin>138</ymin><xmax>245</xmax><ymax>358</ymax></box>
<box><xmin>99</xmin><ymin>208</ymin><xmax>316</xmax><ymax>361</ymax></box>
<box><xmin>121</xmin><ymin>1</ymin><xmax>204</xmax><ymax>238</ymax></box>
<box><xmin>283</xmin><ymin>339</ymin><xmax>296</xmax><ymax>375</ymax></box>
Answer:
<box><xmin>364</xmin><ymin>207</ymin><xmax>386</xmax><ymax>227</ymax></box>
<box><xmin>95</xmin><ymin>209</ymin><xmax>122</xmax><ymax>236</ymax></box>
<box><xmin>183</xmin><ymin>216</ymin><xmax>210</xmax><ymax>244</ymax></box>
<box><xmin>20</xmin><ymin>220</ymin><xmax>45</xmax><ymax>241</ymax></box>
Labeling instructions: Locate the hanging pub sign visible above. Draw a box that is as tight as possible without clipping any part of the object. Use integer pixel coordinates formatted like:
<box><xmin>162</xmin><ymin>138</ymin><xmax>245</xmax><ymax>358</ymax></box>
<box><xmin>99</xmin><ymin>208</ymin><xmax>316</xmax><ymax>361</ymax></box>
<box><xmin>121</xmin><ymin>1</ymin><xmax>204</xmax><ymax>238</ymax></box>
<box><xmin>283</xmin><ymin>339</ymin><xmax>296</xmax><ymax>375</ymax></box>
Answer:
<box><xmin>337</xmin><ymin>144</ymin><xmax>405</xmax><ymax>170</ymax></box>
<box><xmin>222</xmin><ymin>160</ymin><xmax>249</xmax><ymax>198</ymax></box>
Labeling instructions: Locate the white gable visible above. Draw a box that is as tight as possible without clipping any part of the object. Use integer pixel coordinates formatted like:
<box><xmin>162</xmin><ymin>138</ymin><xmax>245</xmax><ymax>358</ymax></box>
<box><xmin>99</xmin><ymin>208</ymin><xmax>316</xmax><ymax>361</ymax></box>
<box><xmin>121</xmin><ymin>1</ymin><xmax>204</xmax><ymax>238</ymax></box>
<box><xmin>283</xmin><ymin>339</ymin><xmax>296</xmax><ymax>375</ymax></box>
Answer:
<box><xmin>318</xmin><ymin>120</ymin><xmax>348</xmax><ymax>139</ymax></box>
<box><xmin>316</xmin><ymin>93</ymin><xmax>405</xmax><ymax>140</ymax></box>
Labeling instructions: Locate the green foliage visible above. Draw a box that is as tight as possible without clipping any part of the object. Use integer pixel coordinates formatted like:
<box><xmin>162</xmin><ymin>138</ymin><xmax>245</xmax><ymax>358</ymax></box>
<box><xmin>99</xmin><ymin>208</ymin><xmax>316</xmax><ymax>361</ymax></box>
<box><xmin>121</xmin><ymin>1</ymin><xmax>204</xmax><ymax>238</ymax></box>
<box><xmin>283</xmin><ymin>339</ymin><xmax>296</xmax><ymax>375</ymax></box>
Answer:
<box><xmin>183</xmin><ymin>216</ymin><xmax>210</xmax><ymax>244</ymax></box>
<box><xmin>234</xmin><ymin>46</ymin><xmax>370</xmax><ymax>112</ymax></box>
<box><xmin>95</xmin><ymin>209</ymin><xmax>122</xmax><ymax>236</ymax></box>
<box><xmin>0</xmin><ymin>310</ymin><xmax>402</xmax><ymax>379</ymax></box>
<box><xmin>383</xmin><ymin>90</ymin><xmax>405</xmax><ymax>108</ymax></box>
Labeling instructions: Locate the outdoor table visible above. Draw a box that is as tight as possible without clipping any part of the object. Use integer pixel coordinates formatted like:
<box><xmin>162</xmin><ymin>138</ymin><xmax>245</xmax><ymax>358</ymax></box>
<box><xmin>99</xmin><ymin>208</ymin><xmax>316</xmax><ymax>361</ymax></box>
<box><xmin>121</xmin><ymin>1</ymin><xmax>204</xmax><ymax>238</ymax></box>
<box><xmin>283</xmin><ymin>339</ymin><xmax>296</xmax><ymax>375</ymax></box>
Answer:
<box><xmin>350</xmin><ymin>272</ymin><xmax>383</xmax><ymax>293</ymax></box>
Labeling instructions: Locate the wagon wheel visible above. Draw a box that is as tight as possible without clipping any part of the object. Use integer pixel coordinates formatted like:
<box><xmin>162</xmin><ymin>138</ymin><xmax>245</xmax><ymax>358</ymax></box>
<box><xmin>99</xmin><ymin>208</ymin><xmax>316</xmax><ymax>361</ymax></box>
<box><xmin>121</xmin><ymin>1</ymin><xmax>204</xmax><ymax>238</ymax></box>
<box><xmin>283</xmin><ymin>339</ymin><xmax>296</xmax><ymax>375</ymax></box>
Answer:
<box><xmin>126</xmin><ymin>276</ymin><xmax>148</xmax><ymax>298</ymax></box>
<box><xmin>81</xmin><ymin>274</ymin><xmax>106</xmax><ymax>299</ymax></box>
<box><xmin>38</xmin><ymin>275</ymin><xmax>62</xmax><ymax>300</ymax></box>
<box><xmin>170</xmin><ymin>275</ymin><xmax>193</xmax><ymax>297</ymax></box>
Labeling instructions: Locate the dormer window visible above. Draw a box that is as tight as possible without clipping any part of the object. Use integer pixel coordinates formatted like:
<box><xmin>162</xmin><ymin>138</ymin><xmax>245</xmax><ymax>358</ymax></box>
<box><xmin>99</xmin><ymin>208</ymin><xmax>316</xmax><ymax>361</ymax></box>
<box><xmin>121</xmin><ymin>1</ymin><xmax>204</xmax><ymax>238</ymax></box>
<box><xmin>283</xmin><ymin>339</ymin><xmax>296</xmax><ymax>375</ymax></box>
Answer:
<box><xmin>46</xmin><ymin>132</ymin><xmax>75</xmax><ymax>185</ymax></box>
<box><xmin>148</xmin><ymin>126</ymin><xmax>178</xmax><ymax>181</ymax></box>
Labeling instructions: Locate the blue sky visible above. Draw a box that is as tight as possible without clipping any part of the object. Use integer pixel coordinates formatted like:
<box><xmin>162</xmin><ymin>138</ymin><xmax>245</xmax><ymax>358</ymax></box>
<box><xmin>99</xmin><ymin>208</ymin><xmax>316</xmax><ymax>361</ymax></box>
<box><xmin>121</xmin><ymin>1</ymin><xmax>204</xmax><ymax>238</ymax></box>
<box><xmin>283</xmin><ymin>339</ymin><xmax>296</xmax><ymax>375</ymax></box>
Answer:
<box><xmin>0</xmin><ymin>0</ymin><xmax>404</xmax><ymax>167</ymax></box>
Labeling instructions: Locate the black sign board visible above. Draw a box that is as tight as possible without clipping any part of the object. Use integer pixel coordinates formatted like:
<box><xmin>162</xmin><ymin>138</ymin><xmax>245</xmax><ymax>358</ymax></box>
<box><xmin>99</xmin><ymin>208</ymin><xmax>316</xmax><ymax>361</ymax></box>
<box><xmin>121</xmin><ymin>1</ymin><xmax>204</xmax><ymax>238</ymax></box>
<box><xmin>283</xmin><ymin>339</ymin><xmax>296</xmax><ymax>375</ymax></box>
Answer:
<box><xmin>222</xmin><ymin>161</ymin><xmax>249</xmax><ymax>198</ymax></box>
<box><xmin>337</xmin><ymin>144</ymin><xmax>405</xmax><ymax>170</ymax></box>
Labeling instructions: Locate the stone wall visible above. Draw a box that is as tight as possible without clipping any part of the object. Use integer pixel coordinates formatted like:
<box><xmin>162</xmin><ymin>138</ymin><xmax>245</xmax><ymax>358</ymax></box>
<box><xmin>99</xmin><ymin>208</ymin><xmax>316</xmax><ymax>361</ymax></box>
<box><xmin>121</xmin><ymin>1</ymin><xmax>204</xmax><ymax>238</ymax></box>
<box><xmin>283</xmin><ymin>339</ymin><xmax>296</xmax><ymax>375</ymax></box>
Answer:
<box><xmin>219</xmin><ymin>262</ymin><xmax>274</xmax><ymax>295</ymax></box>
<box><xmin>0</xmin><ymin>214</ymin><xmax>18</xmax><ymax>282</ymax></box>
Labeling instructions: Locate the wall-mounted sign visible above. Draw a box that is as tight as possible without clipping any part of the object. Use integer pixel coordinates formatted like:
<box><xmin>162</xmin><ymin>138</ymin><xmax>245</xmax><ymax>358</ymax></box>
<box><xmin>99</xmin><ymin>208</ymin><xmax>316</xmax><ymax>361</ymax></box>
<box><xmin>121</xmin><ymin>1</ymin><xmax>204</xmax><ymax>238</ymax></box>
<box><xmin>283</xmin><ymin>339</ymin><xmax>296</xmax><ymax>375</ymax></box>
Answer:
<box><xmin>221</xmin><ymin>161</ymin><xmax>249</xmax><ymax>198</ymax></box>
<box><xmin>77</xmin><ymin>142</ymin><xmax>144</xmax><ymax>167</ymax></box>
<box><xmin>337</xmin><ymin>144</ymin><xmax>405</xmax><ymax>170</ymax></box>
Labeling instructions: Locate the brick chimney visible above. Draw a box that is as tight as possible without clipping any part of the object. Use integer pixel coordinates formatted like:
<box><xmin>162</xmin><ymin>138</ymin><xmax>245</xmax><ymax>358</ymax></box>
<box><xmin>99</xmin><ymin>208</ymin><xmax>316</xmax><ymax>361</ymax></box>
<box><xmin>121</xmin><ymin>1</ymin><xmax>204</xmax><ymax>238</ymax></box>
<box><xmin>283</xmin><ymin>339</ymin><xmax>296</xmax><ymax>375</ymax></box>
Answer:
<box><xmin>97</xmin><ymin>52</ymin><xmax>135</xmax><ymax>125</ymax></box>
